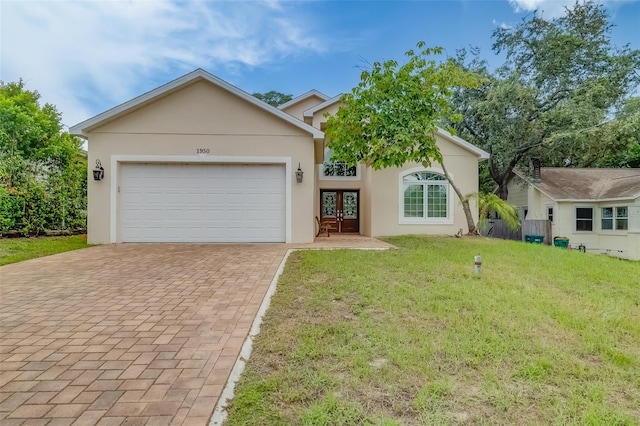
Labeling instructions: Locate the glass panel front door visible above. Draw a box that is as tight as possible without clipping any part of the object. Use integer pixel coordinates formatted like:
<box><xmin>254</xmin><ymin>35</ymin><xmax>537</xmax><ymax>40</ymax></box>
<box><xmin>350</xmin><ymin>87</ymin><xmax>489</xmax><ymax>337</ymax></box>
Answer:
<box><xmin>342</xmin><ymin>192</ymin><xmax>358</xmax><ymax>219</ymax></box>
<box><xmin>320</xmin><ymin>190</ymin><xmax>359</xmax><ymax>234</ymax></box>
<box><xmin>322</xmin><ymin>192</ymin><xmax>337</xmax><ymax>218</ymax></box>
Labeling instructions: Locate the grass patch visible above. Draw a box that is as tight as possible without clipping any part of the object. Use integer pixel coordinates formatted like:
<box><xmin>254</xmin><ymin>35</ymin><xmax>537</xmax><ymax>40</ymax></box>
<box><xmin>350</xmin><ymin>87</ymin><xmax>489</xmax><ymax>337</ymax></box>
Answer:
<box><xmin>0</xmin><ymin>235</ymin><xmax>90</xmax><ymax>266</ymax></box>
<box><xmin>226</xmin><ymin>235</ymin><xmax>640</xmax><ymax>425</ymax></box>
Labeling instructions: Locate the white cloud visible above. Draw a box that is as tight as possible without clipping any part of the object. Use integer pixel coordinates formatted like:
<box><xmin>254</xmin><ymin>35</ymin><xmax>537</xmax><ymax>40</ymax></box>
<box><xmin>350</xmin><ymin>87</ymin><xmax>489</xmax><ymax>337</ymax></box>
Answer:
<box><xmin>492</xmin><ymin>19</ymin><xmax>511</xmax><ymax>29</ymax></box>
<box><xmin>0</xmin><ymin>0</ymin><xmax>328</xmax><ymax>126</ymax></box>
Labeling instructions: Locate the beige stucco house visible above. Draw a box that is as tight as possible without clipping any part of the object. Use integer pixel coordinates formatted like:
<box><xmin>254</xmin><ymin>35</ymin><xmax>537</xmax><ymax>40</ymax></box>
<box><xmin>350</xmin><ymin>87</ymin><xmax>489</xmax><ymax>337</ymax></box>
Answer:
<box><xmin>507</xmin><ymin>167</ymin><xmax>640</xmax><ymax>260</ymax></box>
<box><xmin>70</xmin><ymin>69</ymin><xmax>489</xmax><ymax>244</ymax></box>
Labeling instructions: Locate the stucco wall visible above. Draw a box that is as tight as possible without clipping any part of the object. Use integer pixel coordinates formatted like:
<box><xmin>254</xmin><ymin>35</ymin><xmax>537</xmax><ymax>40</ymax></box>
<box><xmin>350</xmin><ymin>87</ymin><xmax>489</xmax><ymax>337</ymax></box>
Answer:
<box><xmin>86</xmin><ymin>80</ymin><xmax>316</xmax><ymax>244</ymax></box>
<box><xmin>313</xmin><ymin>167</ymin><xmax>372</xmax><ymax>236</ymax></box>
<box><xmin>310</xmin><ymin>103</ymin><xmax>340</xmax><ymax>130</ymax></box>
<box><xmin>280</xmin><ymin>95</ymin><xmax>326</xmax><ymax>121</ymax></box>
<box><xmin>368</xmin><ymin>137</ymin><xmax>480</xmax><ymax>237</ymax></box>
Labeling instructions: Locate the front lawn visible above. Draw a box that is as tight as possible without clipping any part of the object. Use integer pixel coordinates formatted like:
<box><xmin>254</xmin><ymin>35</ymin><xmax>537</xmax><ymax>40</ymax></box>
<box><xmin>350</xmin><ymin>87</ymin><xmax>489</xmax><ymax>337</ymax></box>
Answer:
<box><xmin>226</xmin><ymin>236</ymin><xmax>640</xmax><ymax>425</ymax></box>
<box><xmin>0</xmin><ymin>235</ymin><xmax>90</xmax><ymax>266</ymax></box>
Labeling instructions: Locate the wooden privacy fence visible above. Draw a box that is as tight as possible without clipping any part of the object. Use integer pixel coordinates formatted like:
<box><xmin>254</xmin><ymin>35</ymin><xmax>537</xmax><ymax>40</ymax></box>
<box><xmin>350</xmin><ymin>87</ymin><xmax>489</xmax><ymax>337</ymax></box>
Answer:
<box><xmin>482</xmin><ymin>219</ymin><xmax>551</xmax><ymax>245</ymax></box>
<box><xmin>482</xmin><ymin>219</ymin><xmax>522</xmax><ymax>242</ymax></box>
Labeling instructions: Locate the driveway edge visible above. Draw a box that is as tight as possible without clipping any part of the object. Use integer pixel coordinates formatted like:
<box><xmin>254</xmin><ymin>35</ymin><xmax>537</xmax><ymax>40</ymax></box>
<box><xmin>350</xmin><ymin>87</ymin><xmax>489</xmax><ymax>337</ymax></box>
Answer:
<box><xmin>209</xmin><ymin>248</ymin><xmax>294</xmax><ymax>426</ymax></box>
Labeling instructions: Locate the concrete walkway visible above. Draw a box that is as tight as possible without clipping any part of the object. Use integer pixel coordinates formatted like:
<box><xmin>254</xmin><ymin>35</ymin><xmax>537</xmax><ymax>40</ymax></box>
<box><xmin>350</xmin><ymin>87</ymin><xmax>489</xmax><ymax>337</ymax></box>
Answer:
<box><xmin>0</xmin><ymin>236</ymin><xmax>392</xmax><ymax>426</ymax></box>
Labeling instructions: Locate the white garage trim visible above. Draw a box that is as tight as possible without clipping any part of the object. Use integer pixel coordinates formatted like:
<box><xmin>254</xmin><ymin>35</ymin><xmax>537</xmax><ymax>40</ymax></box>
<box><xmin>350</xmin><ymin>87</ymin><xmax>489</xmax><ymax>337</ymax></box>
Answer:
<box><xmin>110</xmin><ymin>155</ymin><xmax>292</xmax><ymax>243</ymax></box>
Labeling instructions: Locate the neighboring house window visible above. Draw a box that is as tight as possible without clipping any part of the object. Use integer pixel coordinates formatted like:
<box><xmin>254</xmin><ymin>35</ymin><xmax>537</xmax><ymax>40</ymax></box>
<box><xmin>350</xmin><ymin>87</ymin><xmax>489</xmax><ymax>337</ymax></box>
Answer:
<box><xmin>400</xmin><ymin>171</ymin><xmax>450</xmax><ymax>223</ymax></box>
<box><xmin>601</xmin><ymin>206</ymin><xmax>628</xmax><ymax>231</ymax></box>
<box><xmin>575</xmin><ymin>207</ymin><xmax>593</xmax><ymax>231</ymax></box>
<box><xmin>602</xmin><ymin>207</ymin><xmax>613</xmax><ymax>230</ymax></box>
<box><xmin>320</xmin><ymin>148</ymin><xmax>359</xmax><ymax>180</ymax></box>
<box><xmin>547</xmin><ymin>206</ymin><xmax>554</xmax><ymax>222</ymax></box>
<box><xmin>616</xmin><ymin>206</ymin><xmax>628</xmax><ymax>230</ymax></box>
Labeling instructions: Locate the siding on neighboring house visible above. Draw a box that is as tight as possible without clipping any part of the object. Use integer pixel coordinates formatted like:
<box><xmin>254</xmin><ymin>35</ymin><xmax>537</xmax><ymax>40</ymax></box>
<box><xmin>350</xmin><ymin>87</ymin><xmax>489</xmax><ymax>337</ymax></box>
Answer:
<box><xmin>508</xmin><ymin>168</ymin><xmax>640</xmax><ymax>260</ymax></box>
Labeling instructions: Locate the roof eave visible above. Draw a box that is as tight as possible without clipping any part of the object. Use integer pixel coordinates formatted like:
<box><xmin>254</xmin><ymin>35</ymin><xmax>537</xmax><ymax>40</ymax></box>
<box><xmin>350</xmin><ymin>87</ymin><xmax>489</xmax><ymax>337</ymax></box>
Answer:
<box><xmin>302</xmin><ymin>94</ymin><xmax>343</xmax><ymax>118</ymax></box>
<box><xmin>436</xmin><ymin>128</ymin><xmax>490</xmax><ymax>160</ymax></box>
<box><xmin>69</xmin><ymin>69</ymin><xmax>324</xmax><ymax>140</ymax></box>
<box><xmin>277</xmin><ymin>89</ymin><xmax>330</xmax><ymax>110</ymax></box>
<box><xmin>554</xmin><ymin>196</ymin><xmax>640</xmax><ymax>203</ymax></box>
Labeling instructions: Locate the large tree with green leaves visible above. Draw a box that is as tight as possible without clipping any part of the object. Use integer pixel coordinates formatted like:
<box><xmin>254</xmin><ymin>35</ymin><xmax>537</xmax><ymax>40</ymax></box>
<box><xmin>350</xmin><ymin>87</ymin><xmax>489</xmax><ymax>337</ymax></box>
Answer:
<box><xmin>325</xmin><ymin>43</ymin><xmax>484</xmax><ymax>234</ymax></box>
<box><xmin>0</xmin><ymin>80</ymin><xmax>86</xmax><ymax>234</ymax></box>
<box><xmin>590</xmin><ymin>97</ymin><xmax>640</xmax><ymax>168</ymax></box>
<box><xmin>451</xmin><ymin>1</ymin><xmax>640</xmax><ymax>199</ymax></box>
<box><xmin>252</xmin><ymin>90</ymin><xmax>293</xmax><ymax>107</ymax></box>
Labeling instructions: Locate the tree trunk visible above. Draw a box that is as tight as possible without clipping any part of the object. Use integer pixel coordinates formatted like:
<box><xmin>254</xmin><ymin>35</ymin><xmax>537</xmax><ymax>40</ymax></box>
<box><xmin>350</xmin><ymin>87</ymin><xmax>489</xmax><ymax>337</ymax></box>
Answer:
<box><xmin>438</xmin><ymin>161</ymin><xmax>478</xmax><ymax>235</ymax></box>
<box><xmin>498</xmin><ymin>180</ymin><xmax>509</xmax><ymax>201</ymax></box>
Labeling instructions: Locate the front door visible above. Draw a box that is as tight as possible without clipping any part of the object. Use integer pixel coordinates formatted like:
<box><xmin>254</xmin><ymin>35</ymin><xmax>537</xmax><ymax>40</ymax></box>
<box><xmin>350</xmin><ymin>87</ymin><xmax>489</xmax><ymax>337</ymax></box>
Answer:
<box><xmin>320</xmin><ymin>190</ymin><xmax>359</xmax><ymax>233</ymax></box>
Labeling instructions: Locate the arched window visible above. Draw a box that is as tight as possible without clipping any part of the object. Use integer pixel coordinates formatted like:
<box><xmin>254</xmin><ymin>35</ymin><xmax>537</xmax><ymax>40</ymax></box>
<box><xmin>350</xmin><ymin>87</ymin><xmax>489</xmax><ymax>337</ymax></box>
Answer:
<box><xmin>400</xmin><ymin>170</ymin><xmax>451</xmax><ymax>223</ymax></box>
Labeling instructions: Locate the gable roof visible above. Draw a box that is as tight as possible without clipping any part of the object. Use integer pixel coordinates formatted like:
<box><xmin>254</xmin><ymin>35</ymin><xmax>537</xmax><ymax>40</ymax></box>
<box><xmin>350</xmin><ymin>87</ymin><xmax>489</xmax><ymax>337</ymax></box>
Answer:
<box><xmin>435</xmin><ymin>128</ymin><xmax>489</xmax><ymax>160</ymax></box>
<box><xmin>515</xmin><ymin>168</ymin><xmax>640</xmax><ymax>201</ymax></box>
<box><xmin>301</xmin><ymin>94</ymin><xmax>489</xmax><ymax>160</ymax></box>
<box><xmin>303</xmin><ymin>94</ymin><xmax>343</xmax><ymax>118</ymax></box>
<box><xmin>277</xmin><ymin>89</ymin><xmax>330</xmax><ymax>110</ymax></box>
<box><xmin>69</xmin><ymin>68</ymin><xmax>324</xmax><ymax>139</ymax></box>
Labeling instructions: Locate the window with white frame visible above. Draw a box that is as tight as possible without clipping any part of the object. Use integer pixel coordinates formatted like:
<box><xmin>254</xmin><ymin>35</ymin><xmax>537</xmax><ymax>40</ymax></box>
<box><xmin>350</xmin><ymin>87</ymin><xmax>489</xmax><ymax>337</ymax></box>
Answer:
<box><xmin>547</xmin><ymin>206</ymin><xmax>554</xmax><ymax>222</ymax></box>
<box><xmin>575</xmin><ymin>207</ymin><xmax>593</xmax><ymax>231</ymax></box>
<box><xmin>401</xmin><ymin>171</ymin><xmax>449</xmax><ymax>222</ymax></box>
<box><xmin>321</xmin><ymin>148</ymin><xmax>357</xmax><ymax>178</ymax></box>
<box><xmin>601</xmin><ymin>206</ymin><xmax>628</xmax><ymax>230</ymax></box>
<box><xmin>616</xmin><ymin>207</ymin><xmax>629</xmax><ymax>230</ymax></box>
<box><xmin>602</xmin><ymin>207</ymin><xmax>613</xmax><ymax>230</ymax></box>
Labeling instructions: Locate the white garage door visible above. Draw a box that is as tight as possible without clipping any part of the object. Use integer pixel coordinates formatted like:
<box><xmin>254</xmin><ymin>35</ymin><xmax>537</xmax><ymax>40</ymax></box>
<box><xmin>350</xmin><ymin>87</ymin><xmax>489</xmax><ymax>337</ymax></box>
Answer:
<box><xmin>120</xmin><ymin>163</ymin><xmax>286</xmax><ymax>242</ymax></box>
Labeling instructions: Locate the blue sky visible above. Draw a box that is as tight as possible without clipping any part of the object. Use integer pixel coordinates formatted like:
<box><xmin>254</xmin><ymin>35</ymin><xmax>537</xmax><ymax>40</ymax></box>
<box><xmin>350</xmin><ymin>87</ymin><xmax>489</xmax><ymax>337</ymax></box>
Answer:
<box><xmin>2</xmin><ymin>0</ymin><xmax>639</xmax><ymax>128</ymax></box>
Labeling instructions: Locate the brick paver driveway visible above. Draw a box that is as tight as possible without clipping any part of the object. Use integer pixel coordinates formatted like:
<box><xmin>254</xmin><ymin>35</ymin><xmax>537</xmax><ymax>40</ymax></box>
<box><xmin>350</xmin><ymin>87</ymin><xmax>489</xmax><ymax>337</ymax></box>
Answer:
<box><xmin>0</xmin><ymin>244</ymin><xmax>289</xmax><ymax>426</ymax></box>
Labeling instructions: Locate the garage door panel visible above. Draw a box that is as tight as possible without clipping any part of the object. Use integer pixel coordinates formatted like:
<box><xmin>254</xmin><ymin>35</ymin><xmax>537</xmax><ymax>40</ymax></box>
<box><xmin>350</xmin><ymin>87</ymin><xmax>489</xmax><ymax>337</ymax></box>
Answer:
<box><xmin>120</xmin><ymin>163</ymin><xmax>286</xmax><ymax>242</ymax></box>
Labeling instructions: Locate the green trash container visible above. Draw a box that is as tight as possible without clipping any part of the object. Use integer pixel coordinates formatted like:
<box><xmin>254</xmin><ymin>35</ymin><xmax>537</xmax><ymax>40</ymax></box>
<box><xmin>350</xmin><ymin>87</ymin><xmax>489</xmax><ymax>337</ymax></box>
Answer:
<box><xmin>553</xmin><ymin>237</ymin><xmax>570</xmax><ymax>248</ymax></box>
<box><xmin>525</xmin><ymin>235</ymin><xmax>544</xmax><ymax>244</ymax></box>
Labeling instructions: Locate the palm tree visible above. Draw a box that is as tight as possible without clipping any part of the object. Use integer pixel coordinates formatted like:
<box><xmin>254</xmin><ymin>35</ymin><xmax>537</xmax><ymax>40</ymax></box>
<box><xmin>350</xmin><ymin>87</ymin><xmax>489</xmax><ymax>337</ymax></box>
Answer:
<box><xmin>477</xmin><ymin>193</ymin><xmax>520</xmax><ymax>232</ymax></box>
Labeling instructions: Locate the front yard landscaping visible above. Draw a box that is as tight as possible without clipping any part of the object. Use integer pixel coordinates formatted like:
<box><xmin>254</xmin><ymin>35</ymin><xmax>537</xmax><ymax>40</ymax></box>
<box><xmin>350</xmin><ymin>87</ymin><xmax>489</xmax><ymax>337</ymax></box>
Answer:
<box><xmin>226</xmin><ymin>236</ymin><xmax>640</xmax><ymax>425</ymax></box>
<box><xmin>0</xmin><ymin>235</ymin><xmax>89</xmax><ymax>266</ymax></box>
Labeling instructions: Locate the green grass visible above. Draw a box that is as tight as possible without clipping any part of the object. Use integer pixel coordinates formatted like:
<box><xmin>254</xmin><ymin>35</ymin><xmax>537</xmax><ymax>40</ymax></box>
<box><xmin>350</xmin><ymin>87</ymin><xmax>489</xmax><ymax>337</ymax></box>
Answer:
<box><xmin>0</xmin><ymin>235</ymin><xmax>90</xmax><ymax>266</ymax></box>
<box><xmin>226</xmin><ymin>235</ymin><xmax>640</xmax><ymax>425</ymax></box>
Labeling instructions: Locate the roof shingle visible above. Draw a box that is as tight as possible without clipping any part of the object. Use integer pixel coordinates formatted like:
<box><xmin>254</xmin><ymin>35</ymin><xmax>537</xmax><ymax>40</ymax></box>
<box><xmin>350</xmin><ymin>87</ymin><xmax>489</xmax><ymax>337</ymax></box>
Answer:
<box><xmin>532</xmin><ymin>168</ymin><xmax>640</xmax><ymax>200</ymax></box>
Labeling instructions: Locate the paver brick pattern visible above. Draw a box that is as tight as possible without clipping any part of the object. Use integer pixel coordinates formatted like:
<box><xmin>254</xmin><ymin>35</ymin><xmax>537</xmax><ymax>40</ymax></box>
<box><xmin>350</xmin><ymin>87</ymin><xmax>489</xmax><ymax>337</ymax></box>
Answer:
<box><xmin>0</xmin><ymin>244</ymin><xmax>289</xmax><ymax>426</ymax></box>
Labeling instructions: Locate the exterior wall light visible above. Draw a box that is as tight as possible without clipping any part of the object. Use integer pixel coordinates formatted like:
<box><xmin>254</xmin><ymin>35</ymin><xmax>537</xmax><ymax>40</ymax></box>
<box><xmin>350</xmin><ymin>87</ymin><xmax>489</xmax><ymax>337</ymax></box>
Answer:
<box><xmin>93</xmin><ymin>160</ymin><xmax>104</xmax><ymax>181</ymax></box>
<box><xmin>295</xmin><ymin>162</ymin><xmax>304</xmax><ymax>183</ymax></box>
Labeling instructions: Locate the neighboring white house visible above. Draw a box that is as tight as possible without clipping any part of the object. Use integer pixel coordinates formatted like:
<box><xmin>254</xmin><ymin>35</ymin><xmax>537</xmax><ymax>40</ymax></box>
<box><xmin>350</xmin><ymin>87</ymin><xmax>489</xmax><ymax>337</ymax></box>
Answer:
<box><xmin>507</xmin><ymin>167</ymin><xmax>640</xmax><ymax>260</ymax></box>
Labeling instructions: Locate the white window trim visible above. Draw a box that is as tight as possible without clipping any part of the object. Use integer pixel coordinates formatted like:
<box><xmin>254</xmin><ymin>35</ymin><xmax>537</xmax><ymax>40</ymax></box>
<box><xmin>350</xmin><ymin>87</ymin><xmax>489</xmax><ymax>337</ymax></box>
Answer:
<box><xmin>573</xmin><ymin>204</ymin><xmax>595</xmax><ymax>233</ymax></box>
<box><xmin>546</xmin><ymin>204</ymin><xmax>554</xmax><ymax>222</ymax></box>
<box><xmin>110</xmin><ymin>155</ymin><xmax>292</xmax><ymax>244</ymax></box>
<box><xmin>317</xmin><ymin>163</ymin><xmax>361</xmax><ymax>181</ymax></box>
<box><xmin>600</xmin><ymin>205</ymin><xmax>629</xmax><ymax>233</ymax></box>
<box><xmin>398</xmin><ymin>166</ymin><xmax>454</xmax><ymax>225</ymax></box>
<box><xmin>600</xmin><ymin>206</ymin><xmax>614</xmax><ymax>231</ymax></box>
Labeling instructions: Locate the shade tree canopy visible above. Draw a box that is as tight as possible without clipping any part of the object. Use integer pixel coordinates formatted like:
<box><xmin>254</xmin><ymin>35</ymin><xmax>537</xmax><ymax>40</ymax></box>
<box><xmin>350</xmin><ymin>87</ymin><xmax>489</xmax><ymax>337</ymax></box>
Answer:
<box><xmin>325</xmin><ymin>42</ymin><xmax>485</xmax><ymax>234</ymax></box>
<box><xmin>450</xmin><ymin>1</ymin><xmax>640</xmax><ymax>198</ymax></box>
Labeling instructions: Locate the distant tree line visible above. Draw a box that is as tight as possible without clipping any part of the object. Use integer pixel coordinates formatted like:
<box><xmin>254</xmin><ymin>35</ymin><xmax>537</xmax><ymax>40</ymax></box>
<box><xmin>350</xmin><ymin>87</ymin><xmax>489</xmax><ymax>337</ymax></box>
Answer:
<box><xmin>252</xmin><ymin>91</ymin><xmax>293</xmax><ymax>107</ymax></box>
<box><xmin>0</xmin><ymin>80</ymin><xmax>86</xmax><ymax>236</ymax></box>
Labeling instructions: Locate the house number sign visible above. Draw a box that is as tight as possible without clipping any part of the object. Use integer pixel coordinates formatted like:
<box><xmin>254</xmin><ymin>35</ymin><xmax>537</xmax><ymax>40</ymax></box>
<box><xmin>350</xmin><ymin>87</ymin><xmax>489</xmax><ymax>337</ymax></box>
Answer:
<box><xmin>196</xmin><ymin>148</ymin><xmax>210</xmax><ymax>155</ymax></box>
